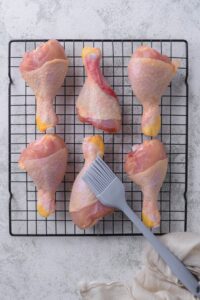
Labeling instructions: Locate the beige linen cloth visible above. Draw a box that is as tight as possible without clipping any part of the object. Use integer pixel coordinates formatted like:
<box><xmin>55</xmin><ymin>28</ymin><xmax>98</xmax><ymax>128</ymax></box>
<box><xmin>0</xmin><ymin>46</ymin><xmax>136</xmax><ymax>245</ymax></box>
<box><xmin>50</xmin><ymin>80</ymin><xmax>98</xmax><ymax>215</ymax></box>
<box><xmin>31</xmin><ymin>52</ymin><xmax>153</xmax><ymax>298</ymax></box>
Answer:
<box><xmin>80</xmin><ymin>232</ymin><xmax>200</xmax><ymax>300</ymax></box>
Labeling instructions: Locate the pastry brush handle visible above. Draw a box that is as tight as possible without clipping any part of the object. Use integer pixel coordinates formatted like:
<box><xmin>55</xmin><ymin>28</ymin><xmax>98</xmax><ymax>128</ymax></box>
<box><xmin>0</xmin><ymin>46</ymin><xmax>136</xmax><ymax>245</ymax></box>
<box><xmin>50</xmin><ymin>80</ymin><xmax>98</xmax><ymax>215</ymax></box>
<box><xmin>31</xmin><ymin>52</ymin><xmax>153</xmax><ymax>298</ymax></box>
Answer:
<box><xmin>122</xmin><ymin>202</ymin><xmax>200</xmax><ymax>297</ymax></box>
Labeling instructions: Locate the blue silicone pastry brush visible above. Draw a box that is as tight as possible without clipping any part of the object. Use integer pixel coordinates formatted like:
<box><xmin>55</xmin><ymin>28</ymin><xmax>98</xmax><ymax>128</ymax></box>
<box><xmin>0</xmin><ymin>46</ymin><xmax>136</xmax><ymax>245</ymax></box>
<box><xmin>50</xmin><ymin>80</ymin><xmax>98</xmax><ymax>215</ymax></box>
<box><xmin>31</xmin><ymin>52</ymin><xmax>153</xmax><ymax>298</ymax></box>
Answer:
<box><xmin>82</xmin><ymin>155</ymin><xmax>200</xmax><ymax>297</ymax></box>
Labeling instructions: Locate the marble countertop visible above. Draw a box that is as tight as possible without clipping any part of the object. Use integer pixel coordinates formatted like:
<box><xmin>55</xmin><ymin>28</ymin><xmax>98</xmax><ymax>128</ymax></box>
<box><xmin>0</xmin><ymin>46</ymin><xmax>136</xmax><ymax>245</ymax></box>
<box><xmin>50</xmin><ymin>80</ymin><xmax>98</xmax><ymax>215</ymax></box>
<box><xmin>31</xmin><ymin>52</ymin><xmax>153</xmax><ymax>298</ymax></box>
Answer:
<box><xmin>1</xmin><ymin>0</ymin><xmax>200</xmax><ymax>299</ymax></box>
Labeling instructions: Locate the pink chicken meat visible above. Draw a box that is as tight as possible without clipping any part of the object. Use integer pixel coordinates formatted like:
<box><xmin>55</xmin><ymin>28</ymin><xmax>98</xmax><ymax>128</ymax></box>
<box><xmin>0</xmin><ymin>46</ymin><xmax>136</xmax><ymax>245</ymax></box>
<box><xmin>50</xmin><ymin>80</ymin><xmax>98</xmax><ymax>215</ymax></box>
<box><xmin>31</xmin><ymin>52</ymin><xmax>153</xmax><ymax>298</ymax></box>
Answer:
<box><xmin>128</xmin><ymin>46</ymin><xmax>178</xmax><ymax>136</ymax></box>
<box><xmin>125</xmin><ymin>139</ymin><xmax>168</xmax><ymax>228</ymax></box>
<box><xmin>20</xmin><ymin>40</ymin><xmax>68</xmax><ymax>132</ymax></box>
<box><xmin>76</xmin><ymin>47</ymin><xmax>121</xmax><ymax>133</ymax></box>
<box><xmin>69</xmin><ymin>135</ymin><xmax>114</xmax><ymax>228</ymax></box>
<box><xmin>19</xmin><ymin>134</ymin><xmax>68</xmax><ymax>217</ymax></box>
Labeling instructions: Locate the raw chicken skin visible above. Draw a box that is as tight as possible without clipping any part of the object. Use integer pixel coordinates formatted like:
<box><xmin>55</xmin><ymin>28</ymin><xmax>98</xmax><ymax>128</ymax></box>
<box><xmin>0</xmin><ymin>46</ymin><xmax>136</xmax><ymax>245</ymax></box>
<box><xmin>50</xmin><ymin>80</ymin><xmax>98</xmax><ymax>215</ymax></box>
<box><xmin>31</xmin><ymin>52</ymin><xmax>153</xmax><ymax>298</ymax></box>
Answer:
<box><xmin>19</xmin><ymin>134</ymin><xmax>68</xmax><ymax>217</ymax></box>
<box><xmin>128</xmin><ymin>46</ymin><xmax>178</xmax><ymax>136</ymax></box>
<box><xmin>69</xmin><ymin>135</ymin><xmax>114</xmax><ymax>228</ymax></box>
<box><xmin>20</xmin><ymin>40</ymin><xmax>68</xmax><ymax>132</ymax></box>
<box><xmin>125</xmin><ymin>139</ymin><xmax>168</xmax><ymax>228</ymax></box>
<box><xmin>76</xmin><ymin>47</ymin><xmax>121</xmax><ymax>133</ymax></box>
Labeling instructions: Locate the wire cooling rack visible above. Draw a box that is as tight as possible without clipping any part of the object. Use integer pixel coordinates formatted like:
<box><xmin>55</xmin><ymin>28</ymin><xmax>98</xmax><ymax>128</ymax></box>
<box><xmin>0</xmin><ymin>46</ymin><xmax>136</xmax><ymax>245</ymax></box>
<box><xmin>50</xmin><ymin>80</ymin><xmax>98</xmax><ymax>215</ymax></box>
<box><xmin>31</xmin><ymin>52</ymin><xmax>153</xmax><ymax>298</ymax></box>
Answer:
<box><xmin>8</xmin><ymin>39</ymin><xmax>188</xmax><ymax>236</ymax></box>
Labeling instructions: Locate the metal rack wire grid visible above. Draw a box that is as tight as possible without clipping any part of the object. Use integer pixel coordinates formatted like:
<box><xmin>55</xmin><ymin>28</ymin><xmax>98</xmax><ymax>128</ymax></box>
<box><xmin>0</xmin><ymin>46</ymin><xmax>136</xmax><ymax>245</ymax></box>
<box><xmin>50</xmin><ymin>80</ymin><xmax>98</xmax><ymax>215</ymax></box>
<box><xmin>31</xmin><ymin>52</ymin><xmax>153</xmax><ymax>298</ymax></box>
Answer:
<box><xmin>8</xmin><ymin>39</ymin><xmax>188</xmax><ymax>236</ymax></box>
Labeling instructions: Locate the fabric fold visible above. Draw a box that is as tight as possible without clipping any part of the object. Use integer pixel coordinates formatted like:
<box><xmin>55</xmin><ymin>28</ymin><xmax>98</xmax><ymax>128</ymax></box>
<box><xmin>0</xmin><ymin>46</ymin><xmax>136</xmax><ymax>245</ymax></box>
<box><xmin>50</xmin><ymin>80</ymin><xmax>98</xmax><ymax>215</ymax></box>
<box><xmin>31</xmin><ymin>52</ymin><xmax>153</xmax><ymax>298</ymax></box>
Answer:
<box><xmin>80</xmin><ymin>232</ymin><xmax>200</xmax><ymax>300</ymax></box>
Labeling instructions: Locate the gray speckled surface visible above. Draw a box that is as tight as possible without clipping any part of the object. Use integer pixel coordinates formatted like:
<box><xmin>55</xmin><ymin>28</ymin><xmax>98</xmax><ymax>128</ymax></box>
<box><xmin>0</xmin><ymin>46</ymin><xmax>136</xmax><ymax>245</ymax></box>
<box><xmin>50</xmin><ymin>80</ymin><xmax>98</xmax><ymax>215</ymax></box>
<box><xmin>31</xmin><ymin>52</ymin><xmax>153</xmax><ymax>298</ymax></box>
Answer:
<box><xmin>1</xmin><ymin>0</ymin><xmax>200</xmax><ymax>299</ymax></box>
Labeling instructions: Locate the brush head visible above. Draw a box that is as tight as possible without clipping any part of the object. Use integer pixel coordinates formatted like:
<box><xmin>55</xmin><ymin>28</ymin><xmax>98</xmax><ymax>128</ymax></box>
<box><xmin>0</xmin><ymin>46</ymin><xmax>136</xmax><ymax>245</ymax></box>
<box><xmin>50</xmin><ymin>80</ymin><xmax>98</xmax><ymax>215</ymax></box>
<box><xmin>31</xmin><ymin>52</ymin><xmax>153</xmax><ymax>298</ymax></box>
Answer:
<box><xmin>82</xmin><ymin>156</ymin><xmax>115</xmax><ymax>196</ymax></box>
<box><xmin>82</xmin><ymin>156</ymin><xmax>126</xmax><ymax>210</ymax></box>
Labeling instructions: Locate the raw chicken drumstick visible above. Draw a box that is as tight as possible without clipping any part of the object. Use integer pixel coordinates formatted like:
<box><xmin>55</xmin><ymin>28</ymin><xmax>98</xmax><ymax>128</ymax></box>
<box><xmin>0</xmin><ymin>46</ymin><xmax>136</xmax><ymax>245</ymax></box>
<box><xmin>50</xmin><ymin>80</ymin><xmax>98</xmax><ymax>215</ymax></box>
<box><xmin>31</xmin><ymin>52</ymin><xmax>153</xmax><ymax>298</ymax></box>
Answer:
<box><xmin>19</xmin><ymin>134</ymin><xmax>68</xmax><ymax>217</ymax></box>
<box><xmin>20</xmin><ymin>40</ymin><xmax>68</xmax><ymax>132</ymax></box>
<box><xmin>125</xmin><ymin>139</ymin><xmax>168</xmax><ymax>229</ymax></box>
<box><xmin>69</xmin><ymin>135</ymin><xmax>114</xmax><ymax>228</ymax></box>
<box><xmin>128</xmin><ymin>46</ymin><xmax>178</xmax><ymax>136</ymax></box>
<box><xmin>76</xmin><ymin>47</ymin><xmax>121</xmax><ymax>133</ymax></box>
